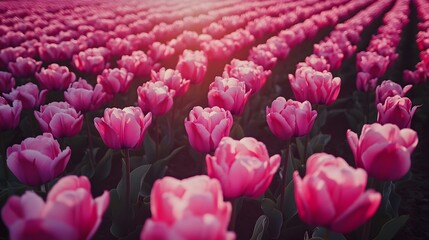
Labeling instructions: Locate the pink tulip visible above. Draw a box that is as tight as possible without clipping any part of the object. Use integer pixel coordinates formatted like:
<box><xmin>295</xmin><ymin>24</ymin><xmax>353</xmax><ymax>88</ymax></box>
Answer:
<box><xmin>223</xmin><ymin>59</ymin><xmax>271</xmax><ymax>94</ymax></box>
<box><xmin>1</xmin><ymin>175</ymin><xmax>109</xmax><ymax>239</ymax></box>
<box><xmin>148</xmin><ymin>42</ymin><xmax>175</xmax><ymax>62</ymax></box>
<box><xmin>72</xmin><ymin>48</ymin><xmax>110</xmax><ymax>74</ymax></box>
<box><xmin>206</xmin><ymin>137</ymin><xmax>280</xmax><ymax>199</ymax></box>
<box><xmin>403</xmin><ymin>69</ymin><xmax>426</xmax><ymax>85</ymax></box>
<box><xmin>0</xmin><ymin>71</ymin><xmax>15</xmax><ymax>93</ymax></box>
<box><xmin>0</xmin><ymin>47</ymin><xmax>27</xmax><ymax>69</ymax></box>
<box><xmin>294</xmin><ymin>153</ymin><xmax>381</xmax><ymax>233</ymax></box>
<box><xmin>266</xmin><ymin>97</ymin><xmax>317</xmax><ymax>140</ymax></box>
<box><xmin>314</xmin><ymin>41</ymin><xmax>344</xmax><ymax>70</ymax></box>
<box><xmin>140</xmin><ymin>175</ymin><xmax>235</xmax><ymax>240</ymax></box>
<box><xmin>207</xmin><ymin>77</ymin><xmax>251</xmax><ymax>116</ymax></box>
<box><xmin>248</xmin><ymin>47</ymin><xmax>277</xmax><ymax>71</ymax></box>
<box><xmin>94</xmin><ymin>106</ymin><xmax>152</xmax><ymax>150</ymax></box>
<box><xmin>35</xmin><ymin>64</ymin><xmax>76</xmax><ymax>91</ymax></box>
<box><xmin>375</xmin><ymin>80</ymin><xmax>412</xmax><ymax>105</ymax></box>
<box><xmin>39</xmin><ymin>41</ymin><xmax>79</xmax><ymax>62</ymax></box>
<box><xmin>201</xmin><ymin>40</ymin><xmax>233</xmax><ymax>60</ymax></box>
<box><xmin>137</xmin><ymin>81</ymin><xmax>175</xmax><ymax>116</ymax></box>
<box><xmin>117</xmin><ymin>51</ymin><xmax>154</xmax><ymax>77</ymax></box>
<box><xmin>184</xmin><ymin>106</ymin><xmax>233</xmax><ymax>153</ymax></box>
<box><xmin>377</xmin><ymin>96</ymin><xmax>418</xmax><ymax>129</ymax></box>
<box><xmin>176</xmin><ymin>50</ymin><xmax>208</xmax><ymax>84</ymax></box>
<box><xmin>64</xmin><ymin>79</ymin><xmax>111</xmax><ymax>112</ymax></box>
<box><xmin>0</xmin><ymin>97</ymin><xmax>22</xmax><ymax>131</ymax></box>
<box><xmin>8</xmin><ymin>57</ymin><xmax>42</xmax><ymax>78</ymax></box>
<box><xmin>3</xmin><ymin>82</ymin><xmax>47</xmax><ymax>110</ymax></box>
<box><xmin>96</xmin><ymin>68</ymin><xmax>134</xmax><ymax>94</ymax></box>
<box><xmin>298</xmin><ymin>54</ymin><xmax>330</xmax><ymax>72</ymax></box>
<box><xmin>106</xmin><ymin>37</ymin><xmax>134</xmax><ymax>57</ymax></box>
<box><xmin>356</xmin><ymin>51</ymin><xmax>389</xmax><ymax>79</ymax></box>
<box><xmin>34</xmin><ymin>102</ymin><xmax>83</xmax><ymax>138</ymax></box>
<box><xmin>288</xmin><ymin>66</ymin><xmax>341</xmax><ymax>105</ymax></box>
<box><xmin>266</xmin><ymin>36</ymin><xmax>290</xmax><ymax>59</ymax></box>
<box><xmin>347</xmin><ymin>123</ymin><xmax>418</xmax><ymax>180</ymax></box>
<box><xmin>356</xmin><ymin>72</ymin><xmax>378</xmax><ymax>92</ymax></box>
<box><xmin>6</xmin><ymin>133</ymin><xmax>71</xmax><ymax>186</ymax></box>
<box><xmin>151</xmin><ymin>68</ymin><xmax>190</xmax><ymax>97</ymax></box>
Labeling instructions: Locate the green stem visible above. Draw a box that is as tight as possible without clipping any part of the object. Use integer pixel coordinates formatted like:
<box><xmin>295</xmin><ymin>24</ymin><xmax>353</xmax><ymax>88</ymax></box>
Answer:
<box><xmin>85</xmin><ymin>113</ymin><xmax>95</xmax><ymax>171</ymax></box>
<box><xmin>155</xmin><ymin>117</ymin><xmax>160</xmax><ymax>161</ymax></box>
<box><xmin>229</xmin><ymin>198</ymin><xmax>241</xmax><ymax>231</ymax></box>
<box><xmin>0</xmin><ymin>135</ymin><xmax>8</xmax><ymax>187</ymax></box>
<box><xmin>361</xmin><ymin>177</ymin><xmax>376</xmax><ymax>240</ymax></box>
<box><xmin>123</xmin><ymin>149</ymin><xmax>131</xmax><ymax>208</ymax></box>
<box><xmin>280</xmin><ymin>140</ymin><xmax>290</xmax><ymax>213</ymax></box>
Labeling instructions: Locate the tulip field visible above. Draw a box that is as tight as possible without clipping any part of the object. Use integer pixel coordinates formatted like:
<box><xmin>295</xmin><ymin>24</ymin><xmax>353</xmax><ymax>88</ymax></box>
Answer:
<box><xmin>1</xmin><ymin>0</ymin><xmax>429</xmax><ymax>239</ymax></box>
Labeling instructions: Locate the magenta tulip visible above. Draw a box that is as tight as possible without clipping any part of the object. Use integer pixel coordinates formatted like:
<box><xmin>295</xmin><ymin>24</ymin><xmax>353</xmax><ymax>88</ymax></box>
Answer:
<box><xmin>64</xmin><ymin>79</ymin><xmax>110</xmax><ymax>112</ymax></box>
<box><xmin>377</xmin><ymin>96</ymin><xmax>418</xmax><ymax>129</ymax></box>
<box><xmin>137</xmin><ymin>81</ymin><xmax>175</xmax><ymax>116</ymax></box>
<box><xmin>34</xmin><ymin>102</ymin><xmax>83</xmax><ymax>138</ymax></box>
<box><xmin>96</xmin><ymin>68</ymin><xmax>134</xmax><ymax>95</ymax></box>
<box><xmin>117</xmin><ymin>51</ymin><xmax>154</xmax><ymax>77</ymax></box>
<box><xmin>151</xmin><ymin>68</ymin><xmax>190</xmax><ymax>97</ymax></box>
<box><xmin>266</xmin><ymin>97</ymin><xmax>317</xmax><ymax>140</ymax></box>
<box><xmin>3</xmin><ymin>82</ymin><xmax>47</xmax><ymax>110</ymax></box>
<box><xmin>0</xmin><ymin>97</ymin><xmax>22</xmax><ymax>131</ymax></box>
<box><xmin>223</xmin><ymin>59</ymin><xmax>271</xmax><ymax>94</ymax></box>
<box><xmin>94</xmin><ymin>106</ymin><xmax>152</xmax><ymax>150</ymax></box>
<box><xmin>35</xmin><ymin>64</ymin><xmax>76</xmax><ymax>91</ymax></box>
<box><xmin>176</xmin><ymin>50</ymin><xmax>208</xmax><ymax>84</ymax></box>
<box><xmin>6</xmin><ymin>133</ymin><xmax>71</xmax><ymax>186</ymax></box>
<box><xmin>294</xmin><ymin>153</ymin><xmax>381</xmax><ymax>233</ymax></box>
<box><xmin>184</xmin><ymin>106</ymin><xmax>233</xmax><ymax>153</ymax></box>
<box><xmin>2</xmin><ymin>175</ymin><xmax>109</xmax><ymax>239</ymax></box>
<box><xmin>347</xmin><ymin>123</ymin><xmax>418</xmax><ymax>180</ymax></box>
<box><xmin>375</xmin><ymin>80</ymin><xmax>412</xmax><ymax>105</ymax></box>
<box><xmin>0</xmin><ymin>71</ymin><xmax>15</xmax><ymax>93</ymax></box>
<box><xmin>140</xmin><ymin>175</ymin><xmax>235</xmax><ymax>240</ymax></box>
<box><xmin>207</xmin><ymin>77</ymin><xmax>251</xmax><ymax>115</ymax></box>
<box><xmin>206</xmin><ymin>137</ymin><xmax>280</xmax><ymax>199</ymax></box>
<box><xmin>8</xmin><ymin>57</ymin><xmax>42</xmax><ymax>78</ymax></box>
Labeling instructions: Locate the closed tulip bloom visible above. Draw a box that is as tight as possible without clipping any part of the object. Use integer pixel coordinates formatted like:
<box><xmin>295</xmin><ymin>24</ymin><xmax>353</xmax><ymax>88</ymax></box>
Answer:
<box><xmin>96</xmin><ymin>68</ymin><xmax>134</xmax><ymax>95</ymax></box>
<box><xmin>288</xmin><ymin>66</ymin><xmax>341</xmax><ymax>106</ymax></box>
<box><xmin>35</xmin><ymin>64</ymin><xmax>76</xmax><ymax>91</ymax></box>
<box><xmin>140</xmin><ymin>175</ymin><xmax>235</xmax><ymax>240</ymax></box>
<box><xmin>34</xmin><ymin>102</ymin><xmax>83</xmax><ymax>138</ymax></box>
<box><xmin>1</xmin><ymin>175</ymin><xmax>109</xmax><ymax>240</ymax></box>
<box><xmin>248</xmin><ymin>47</ymin><xmax>278</xmax><ymax>71</ymax></box>
<box><xmin>0</xmin><ymin>71</ymin><xmax>15</xmax><ymax>93</ymax></box>
<box><xmin>208</xmin><ymin>77</ymin><xmax>251</xmax><ymax>115</ymax></box>
<box><xmin>347</xmin><ymin>123</ymin><xmax>418</xmax><ymax>180</ymax></box>
<box><xmin>148</xmin><ymin>42</ymin><xmax>175</xmax><ymax>62</ymax></box>
<box><xmin>151</xmin><ymin>68</ymin><xmax>190</xmax><ymax>97</ymax></box>
<box><xmin>117</xmin><ymin>51</ymin><xmax>154</xmax><ymax>77</ymax></box>
<box><xmin>223</xmin><ymin>59</ymin><xmax>271</xmax><ymax>94</ymax></box>
<box><xmin>6</xmin><ymin>133</ymin><xmax>71</xmax><ymax>186</ymax></box>
<box><xmin>206</xmin><ymin>137</ymin><xmax>280</xmax><ymax>199</ymax></box>
<box><xmin>356</xmin><ymin>72</ymin><xmax>378</xmax><ymax>92</ymax></box>
<box><xmin>72</xmin><ymin>48</ymin><xmax>110</xmax><ymax>74</ymax></box>
<box><xmin>94</xmin><ymin>106</ymin><xmax>152</xmax><ymax>150</ymax></box>
<box><xmin>8</xmin><ymin>57</ymin><xmax>42</xmax><ymax>78</ymax></box>
<box><xmin>403</xmin><ymin>69</ymin><xmax>426</xmax><ymax>85</ymax></box>
<box><xmin>377</xmin><ymin>96</ymin><xmax>418</xmax><ymax>129</ymax></box>
<box><xmin>0</xmin><ymin>97</ymin><xmax>22</xmax><ymax>131</ymax></box>
<box><xmin>294</xmin><ymin>153</ymin><xmax>381</xmax><ymax>233</ymax></box>
<box><xmin>184</xmin><ymin>106</ymin><xmax>233</xmax><ymax>153</ymax></box>
<box><xmin>313</xmin><ymin>41</ymin><xmax>344</xmax><ymax>70</ymax></box>
<box><xmin>3</xmin><ymin>82</ymin><xmax>47</xmax><ymax>110</ymax></box>
<box><xmin>299</xmin><ymin>54</ymin><xmax>330</xmax><ymax>72</ymax></box>
<box><xmin>375</xmin><ymin>80</ymin><xmax>412</xmax><ymax>105</ymax></box>
<box><xmin>266</xmin><ymin>97</ymin><xmax>317</xmax><ymax>140</ymax></box>
<box><xmin>176</xmin><ymin>50</ymin><xmax>208</xmax><ymax>84</ymax></box>
<box><xmin>137</xmin><ymin>81</ymin><xmax>175</xmax><ymax>116</ymax></box>
<box><xmin>64</xmin><ymin>79</ymin><xmax>110</xmax><ymax>112</ymax></box>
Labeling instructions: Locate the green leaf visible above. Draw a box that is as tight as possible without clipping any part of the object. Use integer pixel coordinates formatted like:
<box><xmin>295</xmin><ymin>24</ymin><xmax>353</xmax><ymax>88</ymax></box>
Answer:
<box><xmin>373</xmin><ymin>215</ymin><xmax>409</xmax><ymax>240</ymax></box>
<box><xmin>308</xmin><ymin>134</ymin><xmax>331</xmax><ymax>155</ymax></box>
<box><xmin>143</xmin><ymin>133</ymin><xmax>156</xmax><ymax>163</ymax></box>
<box><xmin>250</xmin><ymin>215</ymin><xmax>269</xmax><ymax>240</ymax></box>
<box><xmin>280</xmin><ymin>181</ymin><xmax>297</xmax><ymax>224</ymax></box>
<box><xmin>92</xmin><ymin>149</ymin><xmax>113</xmax><ymax>181</ymax></box>
<box><xmin>229</xmin><ymin>122</ymin><xmax>245</xmax><ymax>139</ymax></box>
<box><xmin>117</xmin><ymin>164</ymin><xmax>151</xmax><ymax>204</ymax></box>
<box><xmin>261</xmin><ymin>198</ymin><xmax>283</xmax><ymax>239</ymax></box>
<box><xmin>109</xmin><ymin>189</ymin><xmax>129</xmax><ymax>237</ymax></box>
<box><xmin>312</xmin><ymin>227</ymin><xmax>346</xmax><ymax>240</ymax></box>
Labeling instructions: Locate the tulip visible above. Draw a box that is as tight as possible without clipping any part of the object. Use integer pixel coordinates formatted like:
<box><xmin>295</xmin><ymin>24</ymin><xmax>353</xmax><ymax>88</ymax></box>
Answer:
<box><xmin>117</xmin><ymin>51</ymin><xmax>154</xmax><ymax>77</ymax></box>
<box><xmin>151</xmin><ymin>68</ymin><xmax>190</xmax><ymax>97</ymax></box>
<box><xmin>8</xmin><ymin>57</ymin><xmax>42</xmax><ymax>78</ymax></box>
<box><xmin>0</xmin><ymin>97</ymin><xmax>22</xmax><ymax>131</ymax></box>
<box><xmin>64</xmin><ymin>79</ymin><xmax>111</xmax><ymax>112</ymax></box>
<box><xmin>94</xmin><ymin>106</ymin><xmax>152</xmax><ymax>150</ymax></box>
<box><xmin>6</xmin><ymin>133</ymin><xmax>71</xmax><ymax>186</ymax></box>
<box><xmin>184</xmin><ymin>106</ymin><xmax>233</xmax><ymax>153</ymax></box>
<box><xmin>294</xmin><ymin>153</ymin><xmax>381</xmax><ymax>233</ymax></box>
<box><xmin>356</xmin><ymin>72</ymin><xmax>378</xmax><ymax>92</ymax></box>
<box><xmin>106</xmin><ymin>38</ymin><xmax>134</xmax><ymax>57</ymax></box>
<box><xmin>266</xmin><ymin>97</ymin><xmax>317</xmax><ymax>140</ymax></box>
<box><xmin>288</xmin><ymin>66</ymin><xmax>341</xmax><ymax>105</ymax></box>
<box><xmin>137</xmin><ymin>81</ymin><xmax>175</xmax><ymax>116</ymax></box>
<box><xmin>314</xmin><ymin>41</ymin><xmax>344</xmax><ymax>70</ymax></box>
<box><xmin>375</xmin><ymin>80</ymin><xmax>412</xmax><ymax>105</ymax></box>
<box><xmin>403</xmin><ymin>69</ymin><xmax>426</xmax><ymax>85</ymax></box>
<box><xmin>356</xmin><ymin>51</ymin><xmax>389</xmax><ymax>79</ymax></box>
<box><xmin>223</xmin><ymin>59</ymin><xmax>271</xmax><ymax>94</ymax></box>
<box><xmin>0</xmin><ymin>71</ymin><xmax>15</xmax><ymax>93</ymax></box>
<box><xmin>347</xmin><ymin>123</ymin><xmax>418</xmax><ymax>180</ymax></box>
<box><xmin>299</xmin><ymin>54</ymin><xmax>330</xmax><ymax>72</ymax></box>
<box><xmin>34</xmin><ymin>101</ymin><xmax>83</xmax><ymax>138</ymax></box>
<box><xmin>248</xmin><ymin>47</ymin><xmax>278</xmax><ymax>71</ymax></box>
<box><xmin>207</xmin><ymin>77</ymin><xmax>251</xmax><ymax>115</ymax></box>
<box><xmin>1</xmin><ymin>175</ymin><xmax>109</xmax><ymax>239</ymax></box>
<box><xmin>72</xmin><ymin>48</ymin><xmax>110</xmax><ymax>74</ymax></box>
<box><xmin>3</xmin><ymin>82</ymin><xmax>47</xmax><ymax>110</ymax></box>
<box><xmin>206</xmin><ymin>137</ymin><xmax>280</xmax><ymax>199</ymax></box>
<box><xmin>377</xmin><ymin>96</ymin><xmax>418</xmax><ymax>129</ymax></box>
<box><xmin>96</xmin><ymin>68</ymin><xmax>134</xmax><ymax>94</ymax></box>
<box><xmin>148</xmin><ymin>42</ymin><xmax>175</xmax><ymax>62</ymax></box>
<box><xmin>140</xmin><ymin>175</ymin><xmax>235</xmax><ymax>240</ymax></box>
<box><xmin>35</xmin><ymin>64</ymin><xmax>76</xmax><ymax>91</ymax></box>
<box><xmin>176</xmin><ymin>50</ymin><xmax>208</xmax><ymax>84</ymax></box>
<box><xmin>39</xmin><ymin>41</ymin><xmax>79</xmax><ymax>62</ymax></box>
